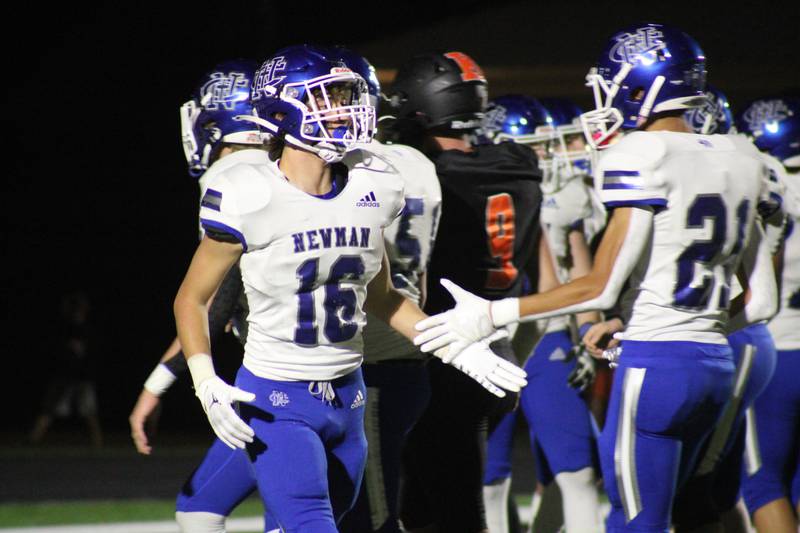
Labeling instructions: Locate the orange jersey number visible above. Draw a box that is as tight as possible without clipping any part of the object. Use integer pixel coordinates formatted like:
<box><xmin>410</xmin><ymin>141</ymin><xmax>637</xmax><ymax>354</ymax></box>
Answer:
<box><xmin>485</xmin><ymin>193</ymin><xmax>518</xmax><ymax>289</ymax></box>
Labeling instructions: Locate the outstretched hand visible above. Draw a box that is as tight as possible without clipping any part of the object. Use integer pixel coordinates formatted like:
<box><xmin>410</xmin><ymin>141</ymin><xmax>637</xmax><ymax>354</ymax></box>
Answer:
<box><xmin>414</xmin><ymin>279</ymin><xmax>498</xmax><ymax>358</ymax></box>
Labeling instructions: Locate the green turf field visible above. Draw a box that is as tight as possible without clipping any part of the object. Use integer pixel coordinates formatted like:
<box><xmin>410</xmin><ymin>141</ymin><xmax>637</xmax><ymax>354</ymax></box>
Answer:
<box><xmin>0</xmin><ymin>498</ymin><xmax>264</xmax><ymax>528</ymax></box>
<box><xmin>0</xmin><ymin>495</ymin><xmax>537</xmax><ymax>529</ymax></box>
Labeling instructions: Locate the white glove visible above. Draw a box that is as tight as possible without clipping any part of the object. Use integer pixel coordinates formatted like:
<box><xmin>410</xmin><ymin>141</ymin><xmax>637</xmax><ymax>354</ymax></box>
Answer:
<box><xmin>196</xmin><ymin>376</ymin><xmax>256</xmax><ymax>450</ymax></box>
<box><xmin>445</xmin><ymin>342</ymin><xmax>528</xmax><ymax>398</ymax></box>
<box><xmin>413</xmin><ymin>279</ymin><xmax>519</xmax><ymax>359</ymax></box>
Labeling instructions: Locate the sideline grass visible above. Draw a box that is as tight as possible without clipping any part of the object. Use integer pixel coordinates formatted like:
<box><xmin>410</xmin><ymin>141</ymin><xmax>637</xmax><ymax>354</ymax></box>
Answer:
<box><xmin>0</xmin><ymin>498</ymin><xmax>263</xmax><ymax>528</ymax></box>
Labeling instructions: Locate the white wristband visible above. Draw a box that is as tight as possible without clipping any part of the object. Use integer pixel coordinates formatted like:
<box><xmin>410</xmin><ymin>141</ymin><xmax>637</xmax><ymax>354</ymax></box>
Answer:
<box><xmin>143</xmin><ymin>364</ymin><xmax>177</xmax><ymax>397</ymax></box>
<box><xmin>490</xmin><ymin>298</ymin><xmax>520</xmax><ymax>327</ymax></box>
<box><xmin>186</xmin><ymin>353</ymin><xmax>216</xmax><ymax>392</ymax></box>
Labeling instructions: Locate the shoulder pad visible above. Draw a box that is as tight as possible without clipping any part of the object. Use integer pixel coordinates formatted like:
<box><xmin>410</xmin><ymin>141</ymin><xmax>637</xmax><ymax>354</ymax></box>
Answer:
<box><xmin>599</xmin><ymin>131</ymin><xmax>667</xmax><ymax>172</ymax></box>
<box><xmin>212</xmin><ymin>162</ymin><xmax>274</xmax><ymax>216</ymax></box>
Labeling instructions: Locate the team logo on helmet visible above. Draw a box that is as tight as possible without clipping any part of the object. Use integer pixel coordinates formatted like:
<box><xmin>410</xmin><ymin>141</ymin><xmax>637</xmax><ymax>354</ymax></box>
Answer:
<box><xmin>200</xmin><ymin>71</ymin><xmax>250</xmax><ymax>111</ymax></box>
<box><xmin>252</xmin><ymin>57</ymin><xmax>288</xmax><ymax>99</ymax></box>
<box><xmin>743</xmin><ymin>99</ymin><xmax>792</xmax><ymax>133</ymax></box>
<box><xmin>444</xmin><ymin>51</ymin><xmax>486</xmax><ymax>82</ymax></box>
<box><xmin>483</xmin><ymin>104</ymin><xmax>507</xmax><ymax>132</ymax></box>
<box><xmin>686</xmin><ymin>91</ymin><xmax>727</xmax><ymax>133</ymax></box>
<box><xmin>608</xmin><ymin>26</ymin><xmax>666</xmax><ymax>65</ymax></box>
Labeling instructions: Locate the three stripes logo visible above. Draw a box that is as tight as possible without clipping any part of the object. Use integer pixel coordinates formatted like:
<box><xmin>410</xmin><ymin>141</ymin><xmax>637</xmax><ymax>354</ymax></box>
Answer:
<box><xmin>356</xmin><ymin>191</ymin><xmax>380</xmax><ymax>208</ymax></box>
<box><xmin>350</xmin><ymin>390</ymin><xmax>365</xmax><ymax>409</ymax></box>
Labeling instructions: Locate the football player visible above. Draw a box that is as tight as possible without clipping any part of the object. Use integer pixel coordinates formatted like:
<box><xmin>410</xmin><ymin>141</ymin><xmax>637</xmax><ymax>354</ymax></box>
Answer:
<box><xmin>670</xmin><ymin>85</ymin><xmax>781</xmax><ymax>533</ymax></box>
<box><xmin>124</xmin><ymin>59</ymin><xmax>276</xmax><ymax>533</ymax></box>
<box><xmin>129</xmin><ymin>60</ymin><xmax>262</xmax><ymax>457</ymax></box>
<box><xmin>414</xmin><ymin>24</ymin><xmax>779</xmax><ymax>532</ymax></box>
<box><xmin>736</xmin><ymin>94</ymin><xmax>800</xmax><ymax>533</ymax></box>
<box><xmin>173</xmin><ymin>44</ymin><xmax>526</xmax><ymax>533</ymax></box>
<box><xmin>481</xmin><ymin>95</ymin><xmax>606</xmax><ymax>533</ymax></box>
<box><xmin>382</xmin><ymin>52</ymin><xmax>543</xmax><ymax>533</ymax></box>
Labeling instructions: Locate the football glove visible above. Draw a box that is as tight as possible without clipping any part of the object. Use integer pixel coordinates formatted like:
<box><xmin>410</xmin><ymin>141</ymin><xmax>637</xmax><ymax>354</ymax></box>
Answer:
<box><xmin>566</xmin><ymin>345</ymin><xmax>597</xmax><ymax>392</ymax></box>
<box><xmin>195</xmin><ymin>376</ymin><xmax>255</xmax><ymax>450</ymax></box>
<box><xmin>414</xmin><ymin>279</ymin><xmax>518</xmax><ymax>358</ymax></box>
<box><xmin>445</xmin><ymin>341</ymin><xmax>528</xmax><ymax>398</ymax></box>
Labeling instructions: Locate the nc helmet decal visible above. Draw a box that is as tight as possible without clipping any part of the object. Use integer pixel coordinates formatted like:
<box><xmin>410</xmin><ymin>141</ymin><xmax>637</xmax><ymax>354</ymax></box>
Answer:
<box><xmin>742</xmin><ymin>99</ymin><xmax>792</xmax><ymax>133</ymax></box>
<box><xmin>483</xmin><ymin>104</ymin><xmax>508</xmax><ymax>133</ymax></box>
<box><xmin>200</xmin><ymin>71</ymin><xmax>251</xmax><ymax>111</ymax></box>
<box><xmin>608</xmin><ymin>26</ymin><xmax>666</xmax><ymax>65</ymax></box>
<box><xmin>253</xmin><ymin>56</ymin><xmax>288</xmax><ymax>99</ymax></box>
<box><xmin>685</xmin><ymin>89</ymin><xmax>730</xmax><ymax>134</ymax></box>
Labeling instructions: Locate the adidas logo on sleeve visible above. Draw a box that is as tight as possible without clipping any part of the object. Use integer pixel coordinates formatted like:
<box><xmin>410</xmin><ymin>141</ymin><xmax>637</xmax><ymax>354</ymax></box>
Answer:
<box><xmin>356</xmin><ymin>191</ymin><xmax>380</xmax><ymax>207</ymax></box>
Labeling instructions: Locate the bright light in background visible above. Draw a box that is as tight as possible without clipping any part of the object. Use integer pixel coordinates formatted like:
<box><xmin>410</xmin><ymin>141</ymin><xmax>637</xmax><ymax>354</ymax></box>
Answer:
<box><xmin>765</xmin><ymin>121</ymin><xmax>780</xmax><ymax>134</ymax></box>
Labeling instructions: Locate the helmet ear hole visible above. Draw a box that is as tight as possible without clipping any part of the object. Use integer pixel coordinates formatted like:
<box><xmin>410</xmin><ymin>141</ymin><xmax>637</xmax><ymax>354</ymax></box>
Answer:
<box><xmin>631</xmin><ymin>88</ymin><xmax>646</xmax><ymax>102</ymax></box>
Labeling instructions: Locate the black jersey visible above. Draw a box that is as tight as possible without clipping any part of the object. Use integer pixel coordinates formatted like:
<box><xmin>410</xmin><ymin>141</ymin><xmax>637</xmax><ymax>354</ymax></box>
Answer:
<box><xmin>425</xmin><ymin>142</ymin><xmax>542</xmax><ymax>314</ymax></box>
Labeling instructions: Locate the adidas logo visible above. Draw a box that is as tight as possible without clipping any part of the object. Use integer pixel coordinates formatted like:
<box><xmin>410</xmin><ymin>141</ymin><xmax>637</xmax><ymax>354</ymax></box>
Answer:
<box><xmin>350</xmin><ymin>390</ymin><xmax>365</xmax><ymax>409</ymax></box>
<box><xmin>356</xmin><ymin>191</ymin><xmax>380</xmax><ymax>207</ymax></box>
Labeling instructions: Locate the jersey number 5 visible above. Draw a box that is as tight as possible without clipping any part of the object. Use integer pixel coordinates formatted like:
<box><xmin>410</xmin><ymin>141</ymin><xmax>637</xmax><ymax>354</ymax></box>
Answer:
<box><xmin>485</xmin><ymin>193</ymin><xmax>518</xmax><ymax>290</ymax></box>
<box><xmin>295</xmin><ymin>256</ymin><xmax>365</xmax><ymax>345</ymax></box>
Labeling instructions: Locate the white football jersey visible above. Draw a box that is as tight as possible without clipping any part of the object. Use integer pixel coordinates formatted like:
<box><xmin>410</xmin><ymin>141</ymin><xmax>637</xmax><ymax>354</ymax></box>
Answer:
<box><xmin>768</xmin><ymin>167</ymin><xmax>800</xmax><ymax>350</ymax></box>
<box><xmin>199</xmin><ymin>147</ymin><xmax>405</xmax><ymax>381</ymax></box>
<box><xmin>540</xmin><ymin>174</ymin><xmax>607</xmax><ymax>334</ymax></box>
<box><xmin>358</xmin><ymin>142</ymin><xmax>443</xmax><ymax>363</ymax></box>
<box><xmin>599</xmin><ymin>131</ymin><xmax>766</xmax><ymax>344</ymax></box>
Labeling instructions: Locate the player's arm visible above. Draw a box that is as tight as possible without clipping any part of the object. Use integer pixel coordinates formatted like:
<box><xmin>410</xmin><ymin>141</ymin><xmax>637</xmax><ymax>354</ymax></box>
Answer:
<box><xmin>414</xmin><ymin>206</ymin><xmax>652</xmax><ymax>351</ymax></box>
<box><xmin>365</xmin><ymin>251</ymin><xmax>527</xmax><ymax>397</ymax></box>
<box><xmin>173</xmin><ymin>237</ymin><xmax>255</xmax><ymax>450</ymax></box>
<box><xmin>567</xmin><ymin>228</ymin><xmax>602</xmax><ymax>327</ymax></box>
<box><xmin>131</xmin><ymin>273</ymin><xmax>242</xmax><ymax>455</ymax></box>
<box><xmin>728</xmin><ymin>223</ymin><xmax>779</xmax><ymax>332</ymax></box>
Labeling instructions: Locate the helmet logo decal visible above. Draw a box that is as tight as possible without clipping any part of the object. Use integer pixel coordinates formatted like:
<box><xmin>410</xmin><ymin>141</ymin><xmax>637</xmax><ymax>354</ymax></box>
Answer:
<box><xmin>253</xmin><ymin>57</ymin><xmax>288</xmax><ymax>97</ymax></box>
<box><xmin>743</xmin><ymin>99</ymin><xmax>791</xmax><ymax>132</ymax></box>
<box><xmin>444</xmin><ymin>52</ymin><xmax>485</xmax><ymax>82</ymax></box>
<box><xmin>201</xmin><ymin>71</ymin><xmax>249</xmax><ymax>111</ymax></box>
<box><xmin>484</xmin><ymin>104</ymin><xmax>507</xmax><ymax>132</ymax></box>
<box><xmin>685</xmin><ymin>91</ymin><xmax>727</xmax><ymax>134</ymax></box>
<box><xmin>609</xmin><ymin>27</ymin><xmax>665</xmax><ymax>64</ymax></box>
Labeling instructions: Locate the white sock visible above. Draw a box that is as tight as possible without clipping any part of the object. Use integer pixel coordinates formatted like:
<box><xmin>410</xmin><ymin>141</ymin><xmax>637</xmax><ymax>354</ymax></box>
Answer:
<box><xmin>175</xmin><ymin>511</ymin><xmax>227</xmax><ymax>533</ymax></box>
<box><xmin>555</xmin><ymin>467</ymin><xmax>601</xmax><ymax>532</ymax></box>
<box><xmin>484</xmin><ymin>477</ymin><xmax>512</xmax><ymax>533</ymax></box>
<box><xmin>527</xmin><ymin>488</ymin><xmax>543</xmax><ymax>533</ymax></box>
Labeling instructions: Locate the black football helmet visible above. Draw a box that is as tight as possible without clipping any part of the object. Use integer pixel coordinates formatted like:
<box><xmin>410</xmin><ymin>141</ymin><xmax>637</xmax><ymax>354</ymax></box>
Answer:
<box><xmin>384</xmin><ymin>51</ymin><xmax>488</xmax><ymax>136</ymax></box>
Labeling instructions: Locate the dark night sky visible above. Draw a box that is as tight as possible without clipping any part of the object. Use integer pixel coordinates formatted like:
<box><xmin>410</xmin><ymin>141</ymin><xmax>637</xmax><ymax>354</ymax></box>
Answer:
<box><xmin>5</xmin><ymin>1</ymin><xmax>799</xmax><ymax>431</ymax></box>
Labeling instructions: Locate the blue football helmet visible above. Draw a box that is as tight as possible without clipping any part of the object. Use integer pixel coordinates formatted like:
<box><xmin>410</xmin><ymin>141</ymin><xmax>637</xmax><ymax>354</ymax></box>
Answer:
<box><xmin>248</xmin><ymin>45</ymin><xmax>375</xmax><ymax>163</ymax></box>
<box><xmin>540</xmin><ymin>97</ymin><xmax>592</xmax><ymax>180</ymax></box>
<box><xmin>684</xmin><ymin>85</ymin><xmax>735</xmax><ymax>134</ymax></box>
<box><xmin>327</xmin><ymin>46</ymin><xmax>381</xmax><ymax>110</ymax></box>
<box><xmin>736</xmin><ymin>96</ymin><xmax>800</xmax><ymax>167</ymax></box>
<box><xmin>581</xmin><ymin>23</ymin><xmax>707</xmax><ymax>148</ymax></box>
<box><xmin>180</xmin><ymin>59</ymin><xmax>262</xmax><ymax>178</ymax></box>
<box><xmin>483</xmin><ymin>95</ymin><xmax>553</xmax><ymax>145</ymax></box>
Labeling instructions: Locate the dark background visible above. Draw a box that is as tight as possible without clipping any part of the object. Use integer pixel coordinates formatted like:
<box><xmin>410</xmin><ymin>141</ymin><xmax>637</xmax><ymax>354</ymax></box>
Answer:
<box><xmin>5</xmin><ymin>1</ymin><xmax>799</xmax><ymax>436</ymax></box>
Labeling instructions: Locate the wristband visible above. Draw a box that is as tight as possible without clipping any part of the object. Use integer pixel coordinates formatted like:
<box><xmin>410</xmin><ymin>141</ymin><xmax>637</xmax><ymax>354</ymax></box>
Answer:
<box><xmin>143</xmin><ymin>364</ymin><xmax>177</xmax><ymax>397</ymax></box>
<box><xmin>490</xmin><ymin>298</ymin><xmax>520</xmax><ymax>327</ymax></box>
<box><xmin>186</xmin><ymin>353</ymin><xmax>216</xmax><ymax>391</ymax></box>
